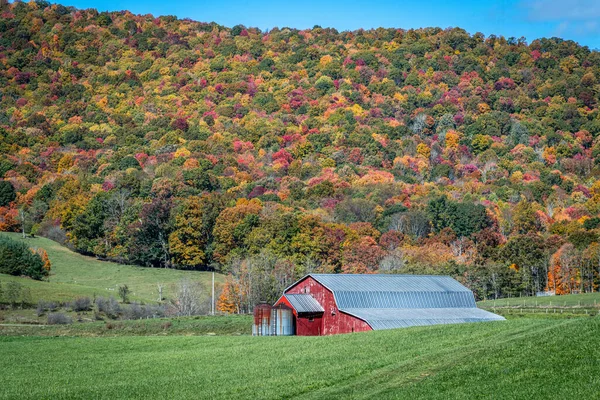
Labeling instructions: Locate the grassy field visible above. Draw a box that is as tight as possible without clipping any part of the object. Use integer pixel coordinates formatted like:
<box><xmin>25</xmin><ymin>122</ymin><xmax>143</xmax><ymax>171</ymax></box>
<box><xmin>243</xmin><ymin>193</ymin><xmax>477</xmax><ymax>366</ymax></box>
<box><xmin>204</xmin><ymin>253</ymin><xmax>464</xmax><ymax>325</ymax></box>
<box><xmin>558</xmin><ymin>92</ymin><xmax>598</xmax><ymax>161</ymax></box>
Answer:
<box><xmin>0</xmin><ymin>314</ymin><xmax>252</xmax><ymax>337</ymax></box>
<box><xmin>0</xmin><ymin>233</ymin><xmax>221</xmax><ymax>304</ymax></box>
<box><xmin>478</xmin><ymin>292</ymin><xmax>600</xmax><ymax>308</ymax></box>
<box><xmin>0</xmin><ymin>317</ymin><xmax>598</xmax><ymax>399</ymax></box>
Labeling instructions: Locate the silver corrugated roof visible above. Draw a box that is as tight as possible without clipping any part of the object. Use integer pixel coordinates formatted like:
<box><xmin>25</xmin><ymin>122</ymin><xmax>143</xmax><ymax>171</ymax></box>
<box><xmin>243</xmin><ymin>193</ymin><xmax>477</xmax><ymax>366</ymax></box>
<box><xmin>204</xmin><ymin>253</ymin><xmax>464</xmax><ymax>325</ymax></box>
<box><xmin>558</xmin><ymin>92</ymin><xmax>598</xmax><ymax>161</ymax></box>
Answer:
<box><xmin>333</xmin><ymin>290</ymin><xmax>475</xmax><ymax>309</ymax></box>
<box><xmin>296</xmin><ymin>274</ymin><xmax>505</xmax><ymax>330</ymax></box>
<box><xmin>342</xmin><ymin>308</ymin><xmax>505</xmax><ymax>330</ymax></box>
<box><xmin>284</xmin><ymin>294</ymin><xmax>324</xmax><ymax>313</ymax></box>
<box><xmin>309</xmin><ymin>274</ymin><xmax>476</xmax><ymax>309</ymax></box>
<box><xmin>310</xmin><ymin>274</ymin><xmax>471</xmax><ymax>293</ymax></box>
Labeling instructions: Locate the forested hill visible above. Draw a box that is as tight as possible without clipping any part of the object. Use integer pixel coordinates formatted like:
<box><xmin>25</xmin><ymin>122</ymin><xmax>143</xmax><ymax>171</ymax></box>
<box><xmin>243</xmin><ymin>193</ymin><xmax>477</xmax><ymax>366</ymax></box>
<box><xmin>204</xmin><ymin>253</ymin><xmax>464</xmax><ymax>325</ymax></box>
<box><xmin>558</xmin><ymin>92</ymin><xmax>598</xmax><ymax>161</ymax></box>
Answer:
<box><xmin>1</xmin><ymin>1</ymin><xmax>600</xmax><ymax>305</ymax></box>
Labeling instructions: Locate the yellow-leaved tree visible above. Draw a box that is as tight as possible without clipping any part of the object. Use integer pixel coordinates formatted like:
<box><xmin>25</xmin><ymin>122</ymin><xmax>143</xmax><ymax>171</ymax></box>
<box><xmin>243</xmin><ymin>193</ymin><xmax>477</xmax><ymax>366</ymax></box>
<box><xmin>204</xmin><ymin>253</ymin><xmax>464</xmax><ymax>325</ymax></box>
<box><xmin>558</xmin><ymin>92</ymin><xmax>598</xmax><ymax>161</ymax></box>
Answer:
<box><xmin>168</xmin><ymin>197</ymin><xmax>208</xmax><ymax>269</ymax></box>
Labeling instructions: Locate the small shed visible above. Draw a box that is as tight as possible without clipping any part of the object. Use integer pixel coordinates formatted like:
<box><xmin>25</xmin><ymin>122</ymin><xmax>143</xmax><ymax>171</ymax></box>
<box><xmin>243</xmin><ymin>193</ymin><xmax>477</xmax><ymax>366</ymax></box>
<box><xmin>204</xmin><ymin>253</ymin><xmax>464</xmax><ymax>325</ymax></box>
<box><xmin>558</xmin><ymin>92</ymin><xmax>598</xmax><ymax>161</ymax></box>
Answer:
<box><xmin>252</xmin><ymin>303</ymin><xmax>295</xmax><ymax>336</ymax></box>
<box><xmin>274</xmin><ymin>274</ymin><xmax>504</xmax><ymax>336</ymax></box>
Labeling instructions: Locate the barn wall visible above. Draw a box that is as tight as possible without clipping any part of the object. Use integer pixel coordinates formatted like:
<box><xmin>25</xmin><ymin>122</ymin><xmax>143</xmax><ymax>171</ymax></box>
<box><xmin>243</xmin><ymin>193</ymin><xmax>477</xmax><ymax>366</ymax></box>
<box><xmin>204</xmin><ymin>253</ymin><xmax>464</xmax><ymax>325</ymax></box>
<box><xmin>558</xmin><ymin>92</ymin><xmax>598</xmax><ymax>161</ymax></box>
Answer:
<box><xmin>285</xmin><ymin>276</ymin><xmax>371</xmax><ymax>335</ymax></box>
<box><xmin>275</xmin><ymin>291</ymin><xmax>323</xmax><ymax>335</ymax></box>
<box><xmin>296</xmin><ymin>315</ymin><xmax>323</xmax><ymax>336</ymax></box>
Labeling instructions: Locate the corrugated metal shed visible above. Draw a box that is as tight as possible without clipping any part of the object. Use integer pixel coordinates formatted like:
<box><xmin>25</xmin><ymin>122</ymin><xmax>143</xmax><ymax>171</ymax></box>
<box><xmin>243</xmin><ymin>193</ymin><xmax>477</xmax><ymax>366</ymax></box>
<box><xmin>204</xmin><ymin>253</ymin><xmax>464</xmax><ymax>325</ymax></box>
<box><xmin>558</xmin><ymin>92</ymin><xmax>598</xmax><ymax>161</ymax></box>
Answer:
<box><xmin>284</xmin><ymin>294</ymin><xmax>324</xmax><ymax>313</ymax></box>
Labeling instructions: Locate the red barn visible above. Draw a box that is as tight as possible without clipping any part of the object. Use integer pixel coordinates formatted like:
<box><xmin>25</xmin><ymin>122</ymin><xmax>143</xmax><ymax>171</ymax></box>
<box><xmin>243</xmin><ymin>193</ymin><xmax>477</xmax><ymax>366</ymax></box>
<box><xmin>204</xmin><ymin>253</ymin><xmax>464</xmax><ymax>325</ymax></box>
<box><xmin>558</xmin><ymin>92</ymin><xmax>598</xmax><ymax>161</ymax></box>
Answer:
<box><xmin>274</xmin><ymin>274</ymin><xmax>504</xmax><ymax>336</ymax></box>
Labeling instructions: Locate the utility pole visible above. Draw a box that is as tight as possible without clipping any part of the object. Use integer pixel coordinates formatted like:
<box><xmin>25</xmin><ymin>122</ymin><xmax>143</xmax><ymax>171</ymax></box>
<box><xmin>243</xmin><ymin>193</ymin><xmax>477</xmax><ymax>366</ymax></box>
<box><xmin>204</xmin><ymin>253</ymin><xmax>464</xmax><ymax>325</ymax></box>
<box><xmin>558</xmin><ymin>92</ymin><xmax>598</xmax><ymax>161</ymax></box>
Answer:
<box><xmin>157</xmin><ymin>283</ymin><xmax>163</xmax><ymax>302</ymax></box>
<box><xmin>19</xmin><ymin>209</ymin><xmax>25</xmax><ymax>239</ymax></box>
<box><xmin>211</xmin><ymin>271</ymin><xmax>215</xmax><ymax>315</ymax></box>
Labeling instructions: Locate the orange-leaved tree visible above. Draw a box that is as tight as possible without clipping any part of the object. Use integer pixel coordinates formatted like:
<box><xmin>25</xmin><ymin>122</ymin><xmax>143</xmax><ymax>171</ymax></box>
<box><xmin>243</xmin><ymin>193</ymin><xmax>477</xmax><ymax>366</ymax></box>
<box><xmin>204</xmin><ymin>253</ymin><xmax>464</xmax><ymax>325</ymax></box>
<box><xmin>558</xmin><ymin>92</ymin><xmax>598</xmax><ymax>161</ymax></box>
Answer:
<box><xmin>548</xmin><ymin>243</ymin><xmax>580</xmax><ymax>295</ymax></box>
<box><xmin>217</xmin><ymin>275</ymin><xmax>242</xmax><ymax>314</ymax></box>
<box><xmin>36</xmin><ymin>248</ymin><xmax>51</xmax><ymax>272</ymax></box>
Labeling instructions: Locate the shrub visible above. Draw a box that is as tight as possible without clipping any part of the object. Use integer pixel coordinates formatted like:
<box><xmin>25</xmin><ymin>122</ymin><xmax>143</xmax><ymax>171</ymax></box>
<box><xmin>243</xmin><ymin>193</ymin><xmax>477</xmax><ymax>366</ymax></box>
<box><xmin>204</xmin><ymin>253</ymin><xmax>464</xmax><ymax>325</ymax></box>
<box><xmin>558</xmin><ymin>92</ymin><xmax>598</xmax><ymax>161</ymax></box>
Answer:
<box><xmin>122</xmin><ymin>302</ymin><xmax>144</xmax><ymax>320</ymax></box>
<box><xmin>37</xmin><ymin>222</ymin><xmax>67</xmax><ymax>245</ymax></box>
<box><xmin>105</xmin><ymin>321</ymin><xmax>123</xmax><ymax>330</ymax></box>
<box><xmin>5</xmin><ymin>281</ymin><xmax>22</xmax><ymax>308</ymax></box>
<box><xmin>118</xmin><ymin>284</ymin><xmax>130</xmax><ymax>303</ymax></box>
<box><xmin>122</xmin><ymin>302</ymin><xmax>165</xmax><ymax>320</ymax></box>
<box><xmin>95</xmin><ymin>296</ymin><xmax>121</xmax><ymax>319</ymax></box>
<box><xmin>47</xmin><ymin>313</ymin><xmax>72</xmax><ymax>325</ymax></box>
<box><xmin>20</xmin><ymin>287</ymin><xmax>31</xmax><ymax>308</ymax></box>
<box><xmin>36</xmin><ymin>300</ymin><xmax>45</xmax><ymax>317</ymax></box>
<box><xmin>36</xmin><ymin>300</ymin><xmax>59</xmax><ymax>316</ymax></box>
<box><xmin>71</xmin><ymin>297</ymin><xmax>91</xmax><ymax>312</ymax></box>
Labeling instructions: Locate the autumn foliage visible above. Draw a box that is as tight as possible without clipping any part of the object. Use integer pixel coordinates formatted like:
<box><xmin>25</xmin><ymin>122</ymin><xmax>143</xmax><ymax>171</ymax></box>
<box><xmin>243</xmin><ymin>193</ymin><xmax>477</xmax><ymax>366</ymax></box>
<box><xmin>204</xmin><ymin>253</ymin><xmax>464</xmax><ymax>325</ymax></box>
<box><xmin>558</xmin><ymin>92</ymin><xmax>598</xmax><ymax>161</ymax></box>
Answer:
<box><xmin>1</xmin><ymin>2</ymin><xmax>600</xmax><ymax>302</ymax></box>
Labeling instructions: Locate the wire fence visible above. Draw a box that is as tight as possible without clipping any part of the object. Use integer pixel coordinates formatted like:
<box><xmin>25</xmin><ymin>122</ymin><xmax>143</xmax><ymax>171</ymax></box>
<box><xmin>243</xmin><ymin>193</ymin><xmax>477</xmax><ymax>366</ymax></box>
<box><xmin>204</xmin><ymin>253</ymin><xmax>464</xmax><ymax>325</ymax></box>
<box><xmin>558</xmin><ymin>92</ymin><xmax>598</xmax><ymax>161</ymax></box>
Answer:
<box><xmin>482</xmin><ymin>307</ymin><xmax>600</xmax><ymax>316</ymax></box>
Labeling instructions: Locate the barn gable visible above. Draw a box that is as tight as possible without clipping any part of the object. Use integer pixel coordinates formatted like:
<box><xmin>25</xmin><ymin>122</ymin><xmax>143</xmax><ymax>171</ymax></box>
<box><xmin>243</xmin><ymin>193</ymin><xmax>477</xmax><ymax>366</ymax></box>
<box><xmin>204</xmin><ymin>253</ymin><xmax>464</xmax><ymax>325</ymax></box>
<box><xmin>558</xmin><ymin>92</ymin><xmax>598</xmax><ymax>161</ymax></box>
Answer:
<box><xmin>304</xmin><ymin>274</ymin><xmax>504</xmax><ymax>330</ymax></box>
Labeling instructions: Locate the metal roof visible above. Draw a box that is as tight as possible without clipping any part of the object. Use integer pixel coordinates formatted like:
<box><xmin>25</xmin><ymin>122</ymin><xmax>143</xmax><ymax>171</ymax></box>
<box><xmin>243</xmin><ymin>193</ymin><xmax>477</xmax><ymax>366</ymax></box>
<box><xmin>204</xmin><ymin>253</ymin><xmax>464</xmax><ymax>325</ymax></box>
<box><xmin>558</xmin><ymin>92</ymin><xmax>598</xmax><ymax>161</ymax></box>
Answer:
<box><xmin>310</xmin><ymin>274</ymin><xmax>472</xmax><ymax>293</ymax></box>
<box><xmin>284</xmin><ymin>294</ymin><xmax>324</xmax><ymax>313</ymax></box>
<box><xmin>342</xmin><ymin>308</ymin><xmax>505</xmax><ymax>330</ymax></box>
<box><xmin>333</xmin><ymin>290</ymin><xmax>475</xmax><ymax>309</ymax></box>
<box><xmin>309</xmin><ymin>274</ymin><xmax>476</xmax><ymax>309</ymax></box>
<box><xmin>290</xmin><ymin>274</ymin><xmax>505</xmax><ymax>330</ymax></box>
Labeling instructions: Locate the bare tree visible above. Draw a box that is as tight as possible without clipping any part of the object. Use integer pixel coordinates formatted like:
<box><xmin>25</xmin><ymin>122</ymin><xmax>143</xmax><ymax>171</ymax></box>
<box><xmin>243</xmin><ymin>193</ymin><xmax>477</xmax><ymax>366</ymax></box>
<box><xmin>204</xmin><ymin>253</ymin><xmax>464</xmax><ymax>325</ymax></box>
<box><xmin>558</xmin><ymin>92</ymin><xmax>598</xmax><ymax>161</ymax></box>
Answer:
<box><xmin>18</xmin><ymin>208</ymin><xmax>28</xmax><ymax>239</ymax></box>
<box><xmin>389</xmin><ymin>211</ymin><xmax>430</xmax><ymax>239</ymax></box>
<box><xmin>379</xmin><ymin>249</ymin><xmax>406</xmax><ymax>273</ymax></box>
<box><xmin>410</xmin><ymin>113</ymin><xmax>427</xmax><ymax>135</ymax></box>
<box><xmin>169</xmin><ymin>279</ymin><xmax>207</xmax><ymax>317</ymax></box>
<box><xmin>558</xmin><ymin>244</ymin><xmax>580</xmax><ymax>294</ymax></box>
<box><xmin>450</xmin><ymin>237</ymin><xmax>475</xmax><ymax>264</ymax></box>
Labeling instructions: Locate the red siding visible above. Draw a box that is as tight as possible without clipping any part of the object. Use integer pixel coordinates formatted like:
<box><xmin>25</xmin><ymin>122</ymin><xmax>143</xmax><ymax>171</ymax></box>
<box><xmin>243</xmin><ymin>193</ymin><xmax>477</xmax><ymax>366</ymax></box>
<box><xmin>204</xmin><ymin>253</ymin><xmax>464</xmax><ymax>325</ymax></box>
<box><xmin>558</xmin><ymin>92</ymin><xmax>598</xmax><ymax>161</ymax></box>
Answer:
<box><xmin>296</xmin><ymin>314</ymin><xmax>323</xmax><ymax>336</ymax></box>
<box><xmin>277</xmin><ymin>276</ymin><xmax>372</xmax><ymax>335</ymax></box>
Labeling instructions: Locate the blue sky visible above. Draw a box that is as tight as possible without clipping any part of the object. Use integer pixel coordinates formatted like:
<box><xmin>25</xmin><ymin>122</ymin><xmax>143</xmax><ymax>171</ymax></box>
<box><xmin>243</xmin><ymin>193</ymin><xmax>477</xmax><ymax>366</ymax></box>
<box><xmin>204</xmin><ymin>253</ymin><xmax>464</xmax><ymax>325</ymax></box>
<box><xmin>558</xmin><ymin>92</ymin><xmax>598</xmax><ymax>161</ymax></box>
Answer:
<box><xmin>59</xmin><ymin>0</ymin><xmax>600</xmax><ymax>49</ymax></box>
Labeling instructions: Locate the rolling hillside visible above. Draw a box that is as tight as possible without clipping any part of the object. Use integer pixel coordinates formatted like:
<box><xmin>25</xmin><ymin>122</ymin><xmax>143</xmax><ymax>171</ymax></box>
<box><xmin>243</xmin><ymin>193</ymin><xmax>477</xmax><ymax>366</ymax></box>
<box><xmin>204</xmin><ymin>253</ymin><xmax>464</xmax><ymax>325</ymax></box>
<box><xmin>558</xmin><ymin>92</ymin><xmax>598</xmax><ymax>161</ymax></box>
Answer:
<box><xmin>0</xmin><ymin>233</ymin><xmax>221</xmax><ymax>304</ymax></box>
<box><xmin>2</xmin><ymin>2</ymin><xmax>600</xmax><ymax>307</ymax></box>
<box><xmin>0</xmin><ymin>318</ymin><xmax>598</xmax><ymax>399</ymax></box>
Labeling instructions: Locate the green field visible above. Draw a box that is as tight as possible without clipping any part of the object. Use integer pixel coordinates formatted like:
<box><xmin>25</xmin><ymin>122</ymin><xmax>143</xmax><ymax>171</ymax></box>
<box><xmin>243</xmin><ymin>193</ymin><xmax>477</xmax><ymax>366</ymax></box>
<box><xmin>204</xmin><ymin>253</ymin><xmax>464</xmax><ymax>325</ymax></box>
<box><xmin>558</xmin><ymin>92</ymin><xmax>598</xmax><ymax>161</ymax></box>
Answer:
<box><xmin>0</xmin><ymin>315</ymin><xmax>252</xmax><ymax>337</ymax></box>
<box><xmin>478</xmin><ymin>292</ymin><xmax>600</xmax><ymax>308</ymax></box>
<box><xmin>0</xmin><ymin>233</ymin><xmax>221</xmax><ymax>304</ymax></box>
<box><xmin>0</xmin><ymin>317</ymin><xmax>598</xmax><ymax>399</ymax></box>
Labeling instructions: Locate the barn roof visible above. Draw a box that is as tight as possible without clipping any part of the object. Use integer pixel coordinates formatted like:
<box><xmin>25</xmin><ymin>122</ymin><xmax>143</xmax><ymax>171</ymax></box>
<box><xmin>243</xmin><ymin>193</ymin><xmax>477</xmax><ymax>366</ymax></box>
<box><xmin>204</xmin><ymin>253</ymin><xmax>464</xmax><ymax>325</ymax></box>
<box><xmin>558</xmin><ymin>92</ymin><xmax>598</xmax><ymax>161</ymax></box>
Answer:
<box><xmin>342</xmin><ymin>308</ymin><xmax>505</xmax><ymax>330</ymax></box>
<box><xmin>286</xmin><ymin>274</ymin><xmax>504</xmax><ymax>330</ymax></box>
<box><xmin>310</xmin><ymin>274</ymin><xmax>471</xmax><ymax>294</ymax></box>
<box><xmin>284</xmin><ymin>294</ymin><xmax>324</xmax><ymax>313</ymax></box>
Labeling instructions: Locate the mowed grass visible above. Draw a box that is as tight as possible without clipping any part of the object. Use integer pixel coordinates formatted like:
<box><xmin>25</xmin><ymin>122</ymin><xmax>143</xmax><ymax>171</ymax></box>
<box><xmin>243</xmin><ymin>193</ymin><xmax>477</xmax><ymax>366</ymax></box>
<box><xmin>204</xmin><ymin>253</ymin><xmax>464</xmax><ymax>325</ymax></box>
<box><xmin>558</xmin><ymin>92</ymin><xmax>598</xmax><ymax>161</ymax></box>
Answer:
<box><xmin>0</xmin><ymin>318</ymin><xmax>598</xmax><ymax>399</ymax></box>
<box><xmin>478</xmin><ymin>292</ymin><xmax>600</xmax><ymax>308</ymax></box>
<box><xmin>0</xmin><ymin>233</ymin><xmax>221</xmax><ymax>303</ymax></box>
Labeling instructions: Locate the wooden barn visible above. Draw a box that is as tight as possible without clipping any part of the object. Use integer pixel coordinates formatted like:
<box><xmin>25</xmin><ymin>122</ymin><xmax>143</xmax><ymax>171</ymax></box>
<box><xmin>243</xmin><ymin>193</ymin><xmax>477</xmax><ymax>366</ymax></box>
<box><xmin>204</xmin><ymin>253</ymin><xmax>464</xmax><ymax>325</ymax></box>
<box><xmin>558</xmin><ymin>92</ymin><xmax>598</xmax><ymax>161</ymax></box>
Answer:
<box><xmin>272</xmin><ymin>274</ymin><xmax>504</xmax><ymax>336</ymax></box>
